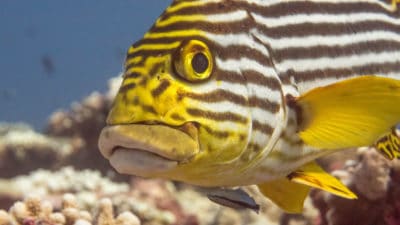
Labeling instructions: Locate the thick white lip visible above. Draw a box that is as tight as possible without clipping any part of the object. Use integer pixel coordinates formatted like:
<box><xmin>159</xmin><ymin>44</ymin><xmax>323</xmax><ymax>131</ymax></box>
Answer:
<box><xmin>98</xmin><ymin>124</ymin><xmax>199</xmax><ymax>175</ymax></box>
<box><xmin>109</xmin><ymin>147</ymin><xmax>178</xmax><ymax>175</ymax></box>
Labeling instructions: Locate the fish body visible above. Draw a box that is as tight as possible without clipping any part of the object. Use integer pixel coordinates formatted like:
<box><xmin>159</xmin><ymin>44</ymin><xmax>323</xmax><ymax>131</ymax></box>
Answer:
<box><xmin>99</xmin><ymin>0</ymin><xmax>400</xmax><ymax>212</ymax></box>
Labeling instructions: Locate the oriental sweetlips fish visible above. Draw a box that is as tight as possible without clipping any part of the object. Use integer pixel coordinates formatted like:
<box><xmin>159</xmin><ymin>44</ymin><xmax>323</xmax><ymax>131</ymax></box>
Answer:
<box><xmin>98</xmin><ymin>0</ymin><xmax>400</xmax><ymax>213</ymax></box>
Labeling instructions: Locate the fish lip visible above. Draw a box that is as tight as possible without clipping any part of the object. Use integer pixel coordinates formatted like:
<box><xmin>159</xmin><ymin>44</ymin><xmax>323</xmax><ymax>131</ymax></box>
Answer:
<box><xmin>98</xmin><ymin>123</ymin><xmax>199</xmax><ymax>173</ymax></box>
<box><xmin>108</xmin><ymin>147</ymin><xmax>178</xmax><ymax>175</ymax></box>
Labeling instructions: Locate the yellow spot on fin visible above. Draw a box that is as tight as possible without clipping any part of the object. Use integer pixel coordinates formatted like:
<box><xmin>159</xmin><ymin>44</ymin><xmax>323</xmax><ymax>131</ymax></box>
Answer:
<box><xmin>375</xmin><ymin>127</ymin><xmax>400</xmax><ymax>160</ymax></box>
<box><xmin>288</xmin><ymin>162</ymin><xmax>357</xmax><ymax>199</ymax></box>
<box><xmin>298</xmin><ymin>76</ymin><xmax>400</xmax><ymax>149</ymax></box>
<box><xmin>257</xmin><ymin>178</ymin><xmax>311</xmax><ymax>213</ymax></box>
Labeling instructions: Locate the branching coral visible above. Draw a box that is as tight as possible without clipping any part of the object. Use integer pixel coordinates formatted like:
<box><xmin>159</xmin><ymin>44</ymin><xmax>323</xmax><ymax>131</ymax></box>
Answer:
<box><xmin>0</xmin><ymin>123</ymin><xmax>73</xmax><ymax>178</ymax></box>
<box><xmin>0</xmin><ymin>194</ymin><xmax>140</xmax><ymax>225</ymax></box>
<box><xmin>44</xmin><ymin>77</ymin><xmax>125</xmax><ymax>179</ymax></box>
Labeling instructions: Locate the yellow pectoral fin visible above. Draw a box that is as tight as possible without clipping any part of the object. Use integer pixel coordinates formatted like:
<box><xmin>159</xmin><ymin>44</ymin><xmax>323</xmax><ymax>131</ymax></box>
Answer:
<box><xmin>298</xmin><ymin>76</ymin><xmax>400</xmax><ymax>149</ymax></box>
<box><xmin>288</xmin><ymin>162</ymin><xmax>357</xmax><ymax>199</ymax></box>
<box><xmin>257</xmin><ymin>178</ymin><xmax>311</xmax><ymax>213</ymax></box>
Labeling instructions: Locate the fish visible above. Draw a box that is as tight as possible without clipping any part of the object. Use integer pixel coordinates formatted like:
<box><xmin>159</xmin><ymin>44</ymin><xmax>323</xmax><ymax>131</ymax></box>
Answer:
<box><xmin>201</xmin><ymin>187</ymin><xmax>261</xmax><ymax>213</ymax></box>
<box><xmin>98</xmin><ymin>0</ymin><xmax>400</xmax><ymax>213</ymax></box>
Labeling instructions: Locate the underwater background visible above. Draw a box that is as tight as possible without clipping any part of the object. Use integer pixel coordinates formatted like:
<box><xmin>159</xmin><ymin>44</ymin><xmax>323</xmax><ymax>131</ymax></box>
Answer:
<box><xmin>1</xmin><ymin>1</ymin><xmax>400</xmax><ymax>225</ymax></box>
<box><xmin>0</xmin><ymin>1</ymin><xmax>170</xmax><ymax>129</ymax></box>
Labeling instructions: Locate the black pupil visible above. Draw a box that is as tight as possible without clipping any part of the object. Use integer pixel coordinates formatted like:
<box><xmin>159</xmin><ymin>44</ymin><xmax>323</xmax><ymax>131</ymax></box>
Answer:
<box><xmin>191</xmin><ymin>52</ymin><xmax>209</xmax><ymax>74</ymax></box>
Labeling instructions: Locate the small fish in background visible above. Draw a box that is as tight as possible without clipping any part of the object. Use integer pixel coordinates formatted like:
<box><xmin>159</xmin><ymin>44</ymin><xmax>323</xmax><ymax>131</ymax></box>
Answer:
<box><xmin>98</xmin><ymin>0</ymin><xmax>400</xmax><ymax>213</ymax></box>
<box><xmin>41</xmin><ymin>54</ymin><xmax>55</xmax><ymax>76</ymax></box>
<box><xmin>24</xmin><ymin>26</ymin><xmax>37</xmax><ymax>39</ymax></box>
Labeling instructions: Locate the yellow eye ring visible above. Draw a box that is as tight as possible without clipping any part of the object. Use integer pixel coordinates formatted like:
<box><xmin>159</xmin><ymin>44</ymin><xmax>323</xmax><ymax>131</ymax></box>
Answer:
<box><xmin>174</xmin><ymin>40</ymin><xmax>213</xmax><ymax>82</ymax></box>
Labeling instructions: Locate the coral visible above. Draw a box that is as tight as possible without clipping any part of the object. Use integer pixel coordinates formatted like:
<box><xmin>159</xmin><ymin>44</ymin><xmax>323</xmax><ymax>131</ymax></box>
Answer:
<box><xmin>44</xmin><ymin>77</ymin><xmax>125</xmax><ymax>179</ymax></box>
<box><xmin>115</xmin><ymin>212</ymin><xmax>140</xmax><ymax>225</ymax></box>
<box><xmin>0</xmin><ymin>77</ymin><xmax>128</xmax><ymax>181</ymax></box>
<box><xmin>0</xmin><ymin>167</ymin><xmax>129</xmax><ymax>207</ymax></box>
<box><xmin>0</xmin><ymin>123</ymin><xmax>73</xmax><ymax>178</ymax></box>
<box><xmin>311</xmin><ymin>148</ymin><xmax>400</xmax><ymax>225</ymax></box>
<box><xmin>0</xmin><ymin>168</ymin><xmax>190</xmax><ymax>225</ymax></box>
<box><xmin>383</xmin><ymin>158</ymin><xmax>400</xmax><ymax>225</ymax></box>
<box><xmin>0</xmin><ymin>194</ymin><xmax>140</xmax><ymax>225</ymax></box>
<box><xmin>44</xmin><ymin>91</ymin><xmax>112</xmax><ymax>174</ymax></box>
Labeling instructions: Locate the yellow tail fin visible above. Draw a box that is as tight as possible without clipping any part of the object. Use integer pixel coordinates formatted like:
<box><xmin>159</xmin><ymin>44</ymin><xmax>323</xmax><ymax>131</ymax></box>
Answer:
<box><xmin>297</xmin><ymin>76</ymin><xmax>400</xmax><ymax>149</ymax></box>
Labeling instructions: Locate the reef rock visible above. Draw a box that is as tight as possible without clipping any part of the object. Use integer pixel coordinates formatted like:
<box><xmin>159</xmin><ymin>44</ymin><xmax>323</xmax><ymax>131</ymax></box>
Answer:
<box><xmin>44</xmin><ymin>77</ymin><xmax>122</xmax><ymax>175</ymax></box>
<box><xmin>0</xmin><ymin>123</ymin><xmax>73</xmax><ymax>178</ymax></box>
<box><xmin>312</xmin><ymin>148</ymin><xmax>400</xmax><ymax>225</ymax></box>
<box><xmin>0</xmin><ymin>77</ymin><xmax>127</xmax><ymax>180</ymax></box>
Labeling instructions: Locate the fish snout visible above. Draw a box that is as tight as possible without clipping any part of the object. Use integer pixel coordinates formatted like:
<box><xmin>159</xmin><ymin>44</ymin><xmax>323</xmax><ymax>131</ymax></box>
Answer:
<box><xmin>98</xmin><ymin>123</ymin><xmax>200</xmax><ymax>176</ymax></box>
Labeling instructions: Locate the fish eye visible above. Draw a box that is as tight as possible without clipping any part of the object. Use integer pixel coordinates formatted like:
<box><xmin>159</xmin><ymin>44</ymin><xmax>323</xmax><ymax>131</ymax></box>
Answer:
<box><xmin>192</xmin><ymin>52</ymin><xmax>209</xmax><ymax>74</ymax></box>
<box><xmin>174</xmin><ymin>40</ymin><xmax>213</xmax><ymax>82</ymax></box>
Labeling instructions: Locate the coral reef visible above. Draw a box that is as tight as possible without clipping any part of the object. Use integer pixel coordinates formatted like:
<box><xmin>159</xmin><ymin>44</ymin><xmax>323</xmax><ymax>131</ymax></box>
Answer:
<box><xmin>0</xmin><ymin>167</ymin><xmax>129</xmax><ymax>205</ymax></box>
<box><xmin>312</xmin><ymin>148</ymin><xmax>400</xmax><ymax>225</ymax></box>
<box><xmin>0</xmin><ymin>166</ymin><xmax>292</xmax><ymax>225</ymax></box>
<box><xmin>0</xmin><ymin>194</ymin><xmax>140</xmax><ymax>225</ymax></box>
<box><xmin>44</xmin><ymin>77</ymin><xmax>120</xmax><ymax>175</ymax></box>
<box><xmin>0</xmin><ymin>123</ymin><xmax>73</xmax><ymax>178</ymax></box>
<box><xmin>0</xmin><ymin>77</ymin><xmax>127</xmax><ymax>181</ymax></box>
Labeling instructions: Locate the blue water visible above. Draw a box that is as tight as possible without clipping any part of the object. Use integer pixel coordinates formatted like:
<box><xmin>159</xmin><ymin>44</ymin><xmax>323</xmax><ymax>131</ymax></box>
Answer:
<box><xmin>0</xmin><ymin>1</ymin><xmax>171</xmax><ymax>130</ymax></box>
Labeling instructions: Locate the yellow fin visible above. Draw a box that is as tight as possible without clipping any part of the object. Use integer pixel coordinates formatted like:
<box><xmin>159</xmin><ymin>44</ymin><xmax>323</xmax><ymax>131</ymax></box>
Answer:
<box><xmin>375</xmin><ymin>128</ymin><xmax>400</xmax><ymax>160</ymax></box>
<box><xmin>288</xmin><ymin>162</ymin><xmax>357</xmax><ymax>199</ymax></box>
<box><xmin>257</xmin><ymin>178</ymin><xmax>310</xmax><ymax>213</ymax></box>
<box><xmin>298</xmin><ymin>76</ymin><xmax>400</xmax><ymax>149</ymax></box>
<box><xmin>392</xmin><ymin>0</ymin><xmax>400</xmax><ymax>11</ymax></box>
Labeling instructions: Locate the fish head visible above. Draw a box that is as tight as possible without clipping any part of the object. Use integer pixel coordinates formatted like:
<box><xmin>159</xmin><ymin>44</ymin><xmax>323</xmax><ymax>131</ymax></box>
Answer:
<box><xmin>98</xmin><ymin>2</ymin><xmax>257</xmax><ymax>186</ymax></box>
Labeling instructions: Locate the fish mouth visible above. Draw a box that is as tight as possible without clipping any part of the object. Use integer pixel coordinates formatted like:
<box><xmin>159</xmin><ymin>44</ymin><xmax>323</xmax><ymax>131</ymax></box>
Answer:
<box><xmin>98</xmin><ymin>123</ymin><xmax>200</xmax><ymax>176</ymax></box>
